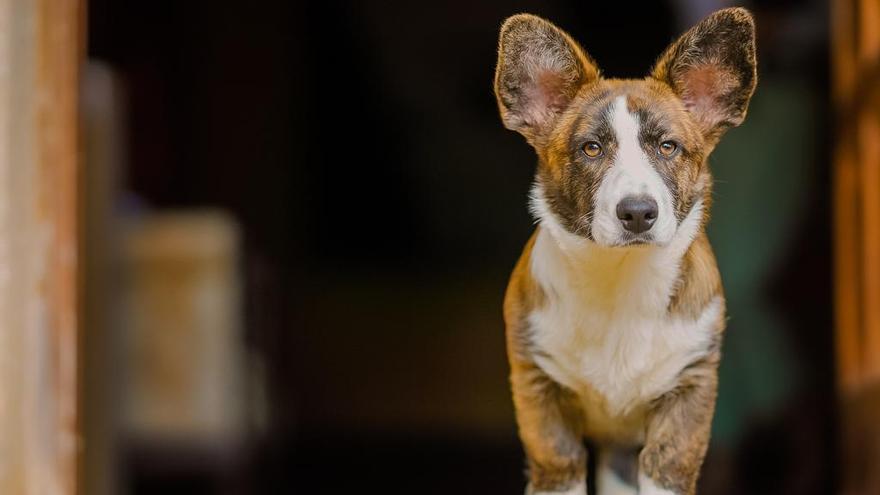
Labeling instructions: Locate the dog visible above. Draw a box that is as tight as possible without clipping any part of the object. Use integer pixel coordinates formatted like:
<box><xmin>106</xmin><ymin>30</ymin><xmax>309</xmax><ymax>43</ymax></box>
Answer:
<box><xmin>494</xmin><ymin>8</ymin><xmax>756</xmax><ymax>495</ymax></box>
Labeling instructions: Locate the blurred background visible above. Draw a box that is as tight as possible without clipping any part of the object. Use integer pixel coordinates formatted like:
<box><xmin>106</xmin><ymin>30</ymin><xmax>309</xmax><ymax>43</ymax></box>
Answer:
<box><xmin>74</xmin><ymin>0</ymin><xmax>839</xmax><ymax>493</ymax></box>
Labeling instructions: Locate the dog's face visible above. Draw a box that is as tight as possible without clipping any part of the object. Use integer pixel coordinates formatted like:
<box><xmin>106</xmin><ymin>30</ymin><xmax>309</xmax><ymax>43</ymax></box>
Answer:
<box><xmin>495</xmin><ymin>9</ymin><xmax>756</xmax><ymax>247</ymax></box>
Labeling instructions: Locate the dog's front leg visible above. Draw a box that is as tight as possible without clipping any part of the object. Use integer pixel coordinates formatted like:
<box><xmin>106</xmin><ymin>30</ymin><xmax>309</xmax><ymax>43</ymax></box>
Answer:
<box><xmin>638</xmin><ymin>361</ymin><xmax>718</xmax><ymax>495</ymax></box>
<box><xmin>510</xmin><ymin>363</ymin><xmax>586</xmax><ymax>495</ymax></box>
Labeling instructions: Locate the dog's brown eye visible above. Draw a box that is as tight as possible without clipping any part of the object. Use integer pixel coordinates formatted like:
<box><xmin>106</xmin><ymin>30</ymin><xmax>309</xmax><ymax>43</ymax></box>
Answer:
<box><xmin>583</xmin><ymin>141</ymin><xmax>603</xmax><ymax>158</ymax></box>
<box><xmin>659</xmin><ymin>141</ymin><xmax>678</xmax><ymax>157</ymax></box>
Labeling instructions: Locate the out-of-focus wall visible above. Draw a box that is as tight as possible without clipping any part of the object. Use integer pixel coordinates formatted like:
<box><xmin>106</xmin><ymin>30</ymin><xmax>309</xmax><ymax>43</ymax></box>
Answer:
<box><xmin>121</xmin><ymin>212</ymin><xmax>245</xmax><ymax>445</ymax></box>
<box><xmin>82</xmin><ymin>61</ymin><xmax>125</xmax><ymax>495</ymax></box>
<box><xmin>83</xmin><ymin>1</ymin><xmax>835</xmax><ymax>493</ymax></box>
<box><xmin>83</xmin><ymin>62</ymin><xmax>256</xmax><ymax>495</ymax></box>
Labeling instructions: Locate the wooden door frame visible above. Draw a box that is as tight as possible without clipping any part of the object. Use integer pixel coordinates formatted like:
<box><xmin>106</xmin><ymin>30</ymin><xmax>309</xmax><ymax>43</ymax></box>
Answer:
<box><xmin>0</xmin><ymin>0</ymin><xmax>84</xmax><ymax>493</ymax></box>
<box><xmin>833</xmin><ymin>0</ymin><xmax>880</xmax><ymax>493</ymax></box>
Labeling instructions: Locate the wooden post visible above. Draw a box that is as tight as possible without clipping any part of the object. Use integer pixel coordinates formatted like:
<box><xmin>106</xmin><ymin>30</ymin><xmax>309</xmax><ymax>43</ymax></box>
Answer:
<box><xmin>833</xmin><ymin>0</ymin><xmax>880</xmax><ymax>493</ymax></box>
<box><xmin>0</xmin><ymin>0</ymin><xmax>83</xmax><ymax>493</ymax></box>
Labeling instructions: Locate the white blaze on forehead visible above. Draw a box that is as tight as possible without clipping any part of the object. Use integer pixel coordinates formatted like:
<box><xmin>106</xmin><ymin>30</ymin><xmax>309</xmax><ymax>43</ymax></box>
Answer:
<box><xmin>590</xmin><ymin>95</ymin><xmax>677</xmax><ymax>246</ymax></box>
<box><xmin>610</xmin><ymin>95</ymin><xmax>653</xmax><ymax>192</ymax></box>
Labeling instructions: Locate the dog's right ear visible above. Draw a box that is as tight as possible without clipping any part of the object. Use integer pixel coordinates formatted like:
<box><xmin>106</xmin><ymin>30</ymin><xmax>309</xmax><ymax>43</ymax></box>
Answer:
<box><xmin>494</xmin><ymin>14</ymin><xmax>599</xmax><ymax>145</ymax></box>
<box><xmin>650</xmin><ymin>8</ymin><xmax>757</xmax><ymax>144</ymax></box>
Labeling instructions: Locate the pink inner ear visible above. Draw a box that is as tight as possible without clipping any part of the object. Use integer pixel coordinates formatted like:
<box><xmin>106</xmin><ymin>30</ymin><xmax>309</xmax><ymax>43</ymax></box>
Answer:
<box><xmin>678</xmin><ymin>63</ymin><xmax>738</xmax><ymax>129</ymax></box>
<box><xmin>522</xmin><ymin>69</ymin><xmax>574</xmax><ymax>127</ymax></box>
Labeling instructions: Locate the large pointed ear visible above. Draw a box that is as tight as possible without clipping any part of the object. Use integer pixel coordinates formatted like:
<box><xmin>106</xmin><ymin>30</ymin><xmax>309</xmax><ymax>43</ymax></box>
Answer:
<box><xmin>651</xmin><ymin>8</ymin><xmax>757</xmax><ymax>142</ymax></box>
<box><xmin>494</xmin><ymin>14</ymin><xmax>599</xmax><ymax>144</ymax></box>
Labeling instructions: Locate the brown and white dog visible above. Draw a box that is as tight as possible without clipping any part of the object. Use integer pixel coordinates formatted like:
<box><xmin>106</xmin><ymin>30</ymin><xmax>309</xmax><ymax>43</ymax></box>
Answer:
<box><xmin>494</xmin><ymin>8</ymin><xmax>757</xmax><ymax>495</ymax></box>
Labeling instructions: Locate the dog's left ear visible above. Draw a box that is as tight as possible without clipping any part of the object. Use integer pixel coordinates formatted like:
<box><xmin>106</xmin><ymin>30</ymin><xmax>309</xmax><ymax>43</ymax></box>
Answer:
<box><xmin>651</xmin><ymin>8</ymin><xmax>757</xmax><ymax>142</ymax></box>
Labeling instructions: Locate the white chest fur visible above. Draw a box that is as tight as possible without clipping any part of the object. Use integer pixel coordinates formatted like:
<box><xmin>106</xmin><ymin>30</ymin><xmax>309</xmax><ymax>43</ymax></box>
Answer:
<box><xmin>527</xmin><ymin>197</ymin><xmax>719</xmax><ymax>421</ymax></box>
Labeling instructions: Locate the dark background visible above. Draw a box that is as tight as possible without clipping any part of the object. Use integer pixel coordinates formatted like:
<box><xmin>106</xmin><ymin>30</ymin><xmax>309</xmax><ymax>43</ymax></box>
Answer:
<box><xmin>88</xmin><ymin>1</ymin><xmax>834</xmax><ymax>493</ymax></box>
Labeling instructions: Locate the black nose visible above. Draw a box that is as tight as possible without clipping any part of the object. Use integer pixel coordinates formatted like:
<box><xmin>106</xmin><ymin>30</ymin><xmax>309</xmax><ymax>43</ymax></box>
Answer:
<box><xmin>616</xmin><ymin>196</ymin><xmax>658</xmax><ymax>234</ymax></box>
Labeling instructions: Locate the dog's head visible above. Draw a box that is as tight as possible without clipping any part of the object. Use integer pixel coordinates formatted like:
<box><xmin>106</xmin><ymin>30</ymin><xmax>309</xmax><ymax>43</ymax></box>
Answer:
<box><xmin>495</xmin><ymin>8</ymin><xmax>756</xmax><ymax>247</ymax></box>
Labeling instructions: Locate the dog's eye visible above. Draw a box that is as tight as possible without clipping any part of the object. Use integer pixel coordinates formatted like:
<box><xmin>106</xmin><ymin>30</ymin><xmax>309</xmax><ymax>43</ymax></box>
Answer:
<box><xmin>582</xmin><ymin>141</ymin><xmax>603</xmax><ymax>158</ymax></box>
<box><xmin>658</xmin><ymin>141</ymin><xmax>678</xmax><ymax>157</ymax></box>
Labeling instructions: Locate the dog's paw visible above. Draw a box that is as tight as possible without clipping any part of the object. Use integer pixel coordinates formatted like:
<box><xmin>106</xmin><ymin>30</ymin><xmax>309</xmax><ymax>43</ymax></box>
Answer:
<box><xmin>637</xmin><ymin>474</ymin><xmax>678</xmax><ymax>495</ymax></box>
<box><xmin>525</xmin><ymin>480</ymin><xmax>587</xmax><ymax>495</ymax></box>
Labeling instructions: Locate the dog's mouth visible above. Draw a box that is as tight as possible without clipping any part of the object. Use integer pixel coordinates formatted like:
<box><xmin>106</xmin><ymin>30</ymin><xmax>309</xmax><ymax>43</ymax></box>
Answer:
<box><xmin>580</xmin><ymin>222</ymin><xmax>662</xmax><ymax>248</ymax></box>
<box><xmin>614</xmin><ymin>232</ymin><xmax>656</xmax><ymax>247</ymax></box>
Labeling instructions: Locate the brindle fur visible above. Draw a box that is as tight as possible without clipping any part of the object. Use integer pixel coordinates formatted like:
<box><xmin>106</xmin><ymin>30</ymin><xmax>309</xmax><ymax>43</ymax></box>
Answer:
<box><xmin>496</xmin><ymin>8</ymin><xmax>756</xmax><ymax>494</ymax></box>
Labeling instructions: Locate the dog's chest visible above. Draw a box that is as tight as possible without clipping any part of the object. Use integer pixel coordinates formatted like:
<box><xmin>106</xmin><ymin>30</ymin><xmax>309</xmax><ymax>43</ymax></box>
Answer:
<box><xmin>527</xmin><ymin>229</ymin><xmax>718</xmax><ymax>422</ymax></box>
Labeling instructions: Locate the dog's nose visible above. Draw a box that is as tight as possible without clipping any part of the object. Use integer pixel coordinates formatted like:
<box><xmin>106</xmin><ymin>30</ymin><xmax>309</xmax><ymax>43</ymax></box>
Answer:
<box><xmin>616</xmin><ymin>196</ymin><xmax>658</xmax><ymax>234</ymax></box>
